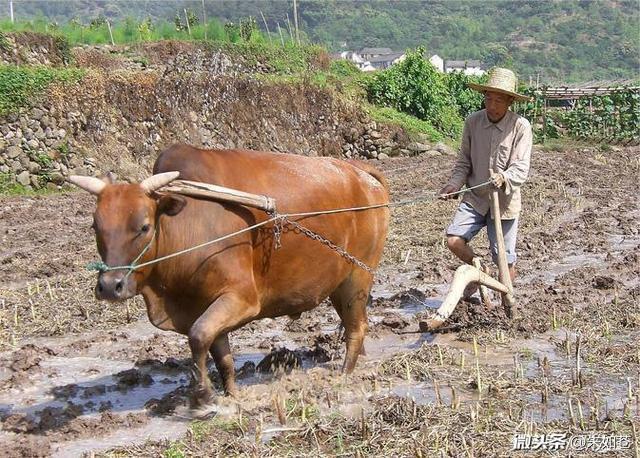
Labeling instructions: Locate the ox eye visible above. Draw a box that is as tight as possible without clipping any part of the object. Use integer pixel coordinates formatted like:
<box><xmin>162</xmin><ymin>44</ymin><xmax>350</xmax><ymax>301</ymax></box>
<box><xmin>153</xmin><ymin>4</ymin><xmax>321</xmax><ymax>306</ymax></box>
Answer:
<box><xmin>141</xmin><ymin>223</ymin><xmax>151</xmax><ymax>233</ymax></box>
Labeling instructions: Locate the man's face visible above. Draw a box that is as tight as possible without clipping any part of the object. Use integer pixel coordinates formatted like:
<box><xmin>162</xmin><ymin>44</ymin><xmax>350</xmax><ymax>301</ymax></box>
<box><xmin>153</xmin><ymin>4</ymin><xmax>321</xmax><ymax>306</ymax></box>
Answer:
<box><xmin>484</xmin><ymin>91</ymin><xmax>514</xmax><ymax>122</ymax></box>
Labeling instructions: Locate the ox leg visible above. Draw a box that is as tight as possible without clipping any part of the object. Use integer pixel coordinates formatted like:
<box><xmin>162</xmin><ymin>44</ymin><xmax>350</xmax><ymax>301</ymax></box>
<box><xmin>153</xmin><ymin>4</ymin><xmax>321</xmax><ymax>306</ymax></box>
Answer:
<box><xmin>188</xmin><ymin>292</ymin><xmax>258</xmax><ymax>406</ymax></box>
<box><xmin>209</xmin><ymin>333</ymin><xmax>238</xmax><ymax>397</ymax></box>
<box><xmin>330</xmin><ymin>271</ymin><xmax>371</xmax><ymax>374</ymax></box>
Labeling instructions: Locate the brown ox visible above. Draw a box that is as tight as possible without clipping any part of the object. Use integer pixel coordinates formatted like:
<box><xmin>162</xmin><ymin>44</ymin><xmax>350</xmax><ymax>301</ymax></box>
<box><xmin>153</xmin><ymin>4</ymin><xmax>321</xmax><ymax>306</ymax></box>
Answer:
<box><xmin>70</xmin><ymin>144</ymin><xmax>389</xmax><ymax>405</ymax></box>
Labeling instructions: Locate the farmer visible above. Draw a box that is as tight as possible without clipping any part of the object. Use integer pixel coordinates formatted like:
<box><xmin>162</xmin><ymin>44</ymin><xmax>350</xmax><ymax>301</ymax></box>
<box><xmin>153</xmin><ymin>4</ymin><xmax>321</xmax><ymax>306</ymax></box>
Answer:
<box><xmin>438</xmin><ymin>67</ymin><xmax>533</xmax><ymax>298</ymax></box>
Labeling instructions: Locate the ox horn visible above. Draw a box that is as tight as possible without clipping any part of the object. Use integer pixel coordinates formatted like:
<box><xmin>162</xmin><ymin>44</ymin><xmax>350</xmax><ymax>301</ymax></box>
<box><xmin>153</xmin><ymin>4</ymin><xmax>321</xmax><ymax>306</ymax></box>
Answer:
<box><xmin>67</xmin><ymin>175</ymin><xmax>107</xmax><ymax>195</ymax></box>
<box><xmin>140</xmin><ymin>171</ymin><xmax>180</xmax><ymax>194</ymax></box>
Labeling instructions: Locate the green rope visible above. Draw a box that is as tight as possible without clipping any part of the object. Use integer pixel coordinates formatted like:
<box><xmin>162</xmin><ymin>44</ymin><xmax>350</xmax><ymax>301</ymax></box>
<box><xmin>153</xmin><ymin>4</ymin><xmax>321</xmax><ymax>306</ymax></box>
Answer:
<box><xmin>87</xmin><ymin>228</ymin><xmax>157</xmax><ymax>275</ymax></box>
<box><xmin>85</xmin><ymin>180</ymin><xmax>493</xmax><ymax>273</ymax></box>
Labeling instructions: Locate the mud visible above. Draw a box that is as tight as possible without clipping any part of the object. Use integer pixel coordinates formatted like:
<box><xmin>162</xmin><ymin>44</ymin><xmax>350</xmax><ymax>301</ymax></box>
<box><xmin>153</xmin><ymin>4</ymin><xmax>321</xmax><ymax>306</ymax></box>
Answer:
<box><xmin>1</xmin><ymin>145</ymin><xmax>638</xmax><ymax>456</ymax></box>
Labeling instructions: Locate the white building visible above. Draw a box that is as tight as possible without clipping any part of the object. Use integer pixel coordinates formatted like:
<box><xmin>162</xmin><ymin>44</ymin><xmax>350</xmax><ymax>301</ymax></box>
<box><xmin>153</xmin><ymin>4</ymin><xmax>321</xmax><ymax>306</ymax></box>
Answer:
<box><xmin>444</xmin><ymin>60</ymin><xmax>485</xmax><ymax>76</ymax></box>
<box><xmin>429</xmin><ymin>54</ymin><xmax>444</xmax><ymax>72</ymax></box>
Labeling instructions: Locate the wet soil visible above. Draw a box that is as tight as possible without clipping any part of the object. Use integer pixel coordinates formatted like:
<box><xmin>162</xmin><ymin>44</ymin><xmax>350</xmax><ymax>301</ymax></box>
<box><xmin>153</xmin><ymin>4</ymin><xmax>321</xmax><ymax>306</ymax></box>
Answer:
<box><xmin>0</xmin><ymin>146</ymin><xmax>638</xmax><ymax>456</ymax></box>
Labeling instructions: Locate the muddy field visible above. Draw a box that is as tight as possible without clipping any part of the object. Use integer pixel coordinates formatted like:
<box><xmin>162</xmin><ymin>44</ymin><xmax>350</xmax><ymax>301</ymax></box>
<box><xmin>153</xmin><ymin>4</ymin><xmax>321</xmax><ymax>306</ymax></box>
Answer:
<box><xmin>0</xmin><ymin>145</ymin><xmax>638</xmax><ymax>457</ymax></box>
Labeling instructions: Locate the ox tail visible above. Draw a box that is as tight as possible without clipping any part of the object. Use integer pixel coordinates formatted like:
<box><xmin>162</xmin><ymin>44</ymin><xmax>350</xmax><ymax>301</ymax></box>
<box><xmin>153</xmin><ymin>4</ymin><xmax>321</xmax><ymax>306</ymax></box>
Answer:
<box><xmin>346</xmin><ymin>159</ymin><xmax>389</xmax><ymax>193</ymax></box>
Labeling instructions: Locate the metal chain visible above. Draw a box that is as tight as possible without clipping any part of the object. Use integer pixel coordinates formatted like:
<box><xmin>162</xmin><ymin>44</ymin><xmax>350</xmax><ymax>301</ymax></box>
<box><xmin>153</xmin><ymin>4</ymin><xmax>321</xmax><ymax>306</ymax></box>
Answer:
<box><xmin>280</xmin><ymin>216</ymin><xmax>376</xmax><ymax>274</ymax></box>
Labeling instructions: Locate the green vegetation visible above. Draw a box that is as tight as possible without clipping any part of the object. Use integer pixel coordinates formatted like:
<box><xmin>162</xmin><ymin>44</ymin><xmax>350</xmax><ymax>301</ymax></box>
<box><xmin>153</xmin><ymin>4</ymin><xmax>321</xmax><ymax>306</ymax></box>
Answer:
<box><xmin>0</xmin><ymin>173</ymin><xmax>63</xmax><ymax>195</ymax></box>
<box><xmin>521</xmin><ymin>88</ymin><xmax>640</xmax><ymax>143</ymax></box>
<box><xmin>0</xmin><ymin>12</ymin><xmax>278</xmax><ymax>47</ymax></box>
<box><xmin>0</xmin><ymin>65</ymin><xmax>85</xmax><ymax>115</ymax></box>
<box><xmin>217</xmin><ymin>41</ymin><xmax>327</xmax><ymax>74</ymax></box>
<box><xmin>364</xmin><ymin>48</ymin><xmax>486</xmax><ymax>138</ymax></box>
<box><xmin>0</xmin><ymin>173</ymin><xmax>31</xmax><ymax>195</ymax></box>
<box><xmin>5</xmin><ymin>0</ymin><xmax>636</xmax><ymax>82</ymax></box>
<box><xmin>367</xmin><ymin>106</ymin><xmax>443</xmax><ymax>142</ymax></box>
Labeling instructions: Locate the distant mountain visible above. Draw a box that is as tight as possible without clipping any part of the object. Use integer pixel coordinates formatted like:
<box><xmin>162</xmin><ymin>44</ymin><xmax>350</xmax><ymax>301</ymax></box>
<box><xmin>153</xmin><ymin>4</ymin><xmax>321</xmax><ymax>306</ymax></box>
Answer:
<box><xmin>3</xmin><ymin>0</ymin><xmax>638</xmax><ymax>83</ymax></box>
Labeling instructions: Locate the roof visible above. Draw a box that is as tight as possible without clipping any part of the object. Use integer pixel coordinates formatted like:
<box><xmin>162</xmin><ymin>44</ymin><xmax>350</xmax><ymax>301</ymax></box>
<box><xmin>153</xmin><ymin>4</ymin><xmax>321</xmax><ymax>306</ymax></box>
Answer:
<box><xmin>359</xmin><ymin>47</ymin><xmax>393</xmax><ymax>55</ymax></box>
<box><xmin>446</xmin><ymin>59</ymin><xmax>483</xmax><ymax>68</ymax></box>
<box><xmin>368</xmin><ymin>52</ymin><xmax>405</xmax><ymax>63</ymax></box>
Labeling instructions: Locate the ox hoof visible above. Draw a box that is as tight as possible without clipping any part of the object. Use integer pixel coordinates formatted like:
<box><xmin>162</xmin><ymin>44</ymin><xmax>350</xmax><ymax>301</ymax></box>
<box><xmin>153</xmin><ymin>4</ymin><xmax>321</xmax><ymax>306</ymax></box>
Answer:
<box><xmin>224</xmin><ymin>385</ymin><xmax>239</xmax><ymax>398</ymax></box>
<box><xmin>191</xmin><ymin>403</ymin><xmax>219</xmax><ymax>420</ymax></box>
<box><xmin>189</xmin><ymin>386</ymin><xmax>215</xmax><ymax>409</ymax></box>
<box><xmin>419</xmin><ymin>318</ymin><xmax>444</xmax><ymax>332</ymax></box>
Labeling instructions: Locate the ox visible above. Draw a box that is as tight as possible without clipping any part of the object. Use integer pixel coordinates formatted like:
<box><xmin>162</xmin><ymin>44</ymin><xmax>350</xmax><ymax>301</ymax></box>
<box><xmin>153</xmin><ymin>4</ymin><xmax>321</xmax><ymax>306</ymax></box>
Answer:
<box><xmin>70</xmin><ymin>144</ymin><xmax>389</xmax><ymax>405</ymax></box>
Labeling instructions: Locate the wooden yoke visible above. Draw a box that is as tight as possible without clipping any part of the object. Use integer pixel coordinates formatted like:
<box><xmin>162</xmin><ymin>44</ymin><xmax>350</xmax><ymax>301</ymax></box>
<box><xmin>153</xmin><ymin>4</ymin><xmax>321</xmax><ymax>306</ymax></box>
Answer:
<box><xmin>162</xmin><ymin>180</ymin><xmax>277</xmax><ymax>213</ymax></box>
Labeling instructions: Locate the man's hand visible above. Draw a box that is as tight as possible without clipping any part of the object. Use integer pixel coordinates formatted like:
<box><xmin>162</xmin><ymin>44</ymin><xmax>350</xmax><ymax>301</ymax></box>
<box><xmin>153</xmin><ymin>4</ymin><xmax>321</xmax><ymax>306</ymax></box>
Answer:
<box><xmin>490</xmin><ymin>172</ymin><xmax>505</xmax><ymax>189</ymax></box>
<box><xmin>438</xmin><ymin>184</ymin><xmax>459</xmax><ymax>200</ymax></box>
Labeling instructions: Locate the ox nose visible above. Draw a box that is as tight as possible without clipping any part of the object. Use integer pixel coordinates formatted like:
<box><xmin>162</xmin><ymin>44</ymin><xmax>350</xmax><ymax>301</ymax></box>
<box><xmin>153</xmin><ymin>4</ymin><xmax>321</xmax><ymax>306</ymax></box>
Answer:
<box><xmin>96</xmin><ymin>272</ymin><xmax>128</xmax><ymax>301</ymax></box>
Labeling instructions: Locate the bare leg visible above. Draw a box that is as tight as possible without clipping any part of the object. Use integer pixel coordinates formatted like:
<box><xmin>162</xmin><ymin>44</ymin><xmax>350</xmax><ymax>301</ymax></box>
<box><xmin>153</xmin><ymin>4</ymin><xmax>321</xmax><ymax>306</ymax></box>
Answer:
<box><xmin>189</xmin><ymin>292</ymin><xmax>258</xmax><ymax>406</ymax></box>
<box><xmin>446</xmin><ymin>236</ymin><xmax>475</xmax><ymax>264</ymax></box>
<box><xmin>209</xmin><ymin>333</ymin><xmax>238</xmax><ymax>397</ymax></box>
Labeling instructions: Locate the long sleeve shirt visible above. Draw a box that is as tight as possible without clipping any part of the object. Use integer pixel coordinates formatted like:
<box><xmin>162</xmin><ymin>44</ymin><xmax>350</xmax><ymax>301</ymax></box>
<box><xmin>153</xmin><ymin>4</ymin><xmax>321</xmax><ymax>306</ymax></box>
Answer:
<box><xmin>446</xmin><ymin>109</ymin><xmax>533</xmax><ymax>219</ymax></box>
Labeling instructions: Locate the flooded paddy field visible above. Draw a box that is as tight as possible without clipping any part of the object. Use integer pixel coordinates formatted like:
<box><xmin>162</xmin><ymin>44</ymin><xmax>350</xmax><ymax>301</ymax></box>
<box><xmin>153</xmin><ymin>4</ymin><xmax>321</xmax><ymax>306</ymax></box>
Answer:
<box><xmin>0</xmin><ymin>145</ymin><xmax>638</xmax><ymax>456</ymax></box>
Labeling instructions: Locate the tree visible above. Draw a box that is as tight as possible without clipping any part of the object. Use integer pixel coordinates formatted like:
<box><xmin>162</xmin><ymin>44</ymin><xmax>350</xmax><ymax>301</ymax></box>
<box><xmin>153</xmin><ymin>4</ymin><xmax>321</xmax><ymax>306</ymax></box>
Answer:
<box><xmin>482</xmin><ymin>43</ymin><xmax>512</xmax><ymax>68</ymax></box>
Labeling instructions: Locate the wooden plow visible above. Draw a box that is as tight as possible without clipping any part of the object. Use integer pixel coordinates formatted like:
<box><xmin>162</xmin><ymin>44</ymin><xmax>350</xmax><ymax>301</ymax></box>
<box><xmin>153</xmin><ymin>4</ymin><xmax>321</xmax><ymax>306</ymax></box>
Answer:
<box><xmin>419</xmin><ymin>188</ymin><xmax>516</xmax><ymax>331</ymax></box>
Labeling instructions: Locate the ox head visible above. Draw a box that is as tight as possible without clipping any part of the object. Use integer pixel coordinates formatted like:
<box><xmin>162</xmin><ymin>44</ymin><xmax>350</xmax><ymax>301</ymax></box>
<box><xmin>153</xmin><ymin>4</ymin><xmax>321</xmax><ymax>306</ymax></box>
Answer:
<box><xmin>68</xmin><ymin>171</ymin><xmax>185</xmax><ymax>301</ymax></box>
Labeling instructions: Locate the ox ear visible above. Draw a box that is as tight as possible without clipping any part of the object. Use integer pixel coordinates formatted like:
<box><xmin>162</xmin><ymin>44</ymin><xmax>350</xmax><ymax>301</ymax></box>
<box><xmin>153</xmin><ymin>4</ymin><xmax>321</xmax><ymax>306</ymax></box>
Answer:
<box><xmin>157</xmin><ymin>194</ymin><xmax>186</xmax><ymax>216</ymax></box>
<box><xmin>67</xmin><ymin>175</ymin><xmax>107</xmax><ymax>195</ymax></box>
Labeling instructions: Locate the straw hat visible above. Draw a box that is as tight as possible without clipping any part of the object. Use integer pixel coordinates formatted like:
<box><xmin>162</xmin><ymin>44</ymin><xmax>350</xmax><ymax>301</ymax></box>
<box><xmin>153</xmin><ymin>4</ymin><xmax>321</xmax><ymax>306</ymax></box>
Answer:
<box><xmin>468</xmin><ymin>67</ymin><xmax>532</xmax><ymax>102</ymax></box>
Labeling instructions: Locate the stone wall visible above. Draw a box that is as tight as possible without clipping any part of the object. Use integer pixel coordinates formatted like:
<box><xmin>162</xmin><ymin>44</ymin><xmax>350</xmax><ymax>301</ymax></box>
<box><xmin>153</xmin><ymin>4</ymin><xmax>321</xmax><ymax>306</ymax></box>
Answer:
<box><xmin>0</xmin><ymin>36</ymin><xmax>453</xmax><ymax>190</ymax></box>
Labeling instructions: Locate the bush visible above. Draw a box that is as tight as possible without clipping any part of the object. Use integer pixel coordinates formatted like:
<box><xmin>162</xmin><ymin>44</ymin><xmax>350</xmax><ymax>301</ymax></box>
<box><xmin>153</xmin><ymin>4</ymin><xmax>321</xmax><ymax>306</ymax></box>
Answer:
<box><xmin>444</xmin><ymin>71</ymin><xmax>485</xmax><ymax>119</ymax></box>
<box><xmin>364</xmin><ymin>47</ymin><xmax>463</xmax><ymax>137</ymax></box>
<box><xmin>329</xmin><ymin>59</ymin><xmax>361</xmax><ymax>78</ymax></box>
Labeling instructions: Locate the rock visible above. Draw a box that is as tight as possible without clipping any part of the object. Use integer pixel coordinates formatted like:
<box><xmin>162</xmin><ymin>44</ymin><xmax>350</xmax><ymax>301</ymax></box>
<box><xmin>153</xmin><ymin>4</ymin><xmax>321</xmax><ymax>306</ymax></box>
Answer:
<box><xmin>425</xmin><ymin>149</ymin><xmax>442</xmax><ymax>157</ymax></box>
<box><xmin>71</xmin><ymin>166</ymin><xmax>88</xmax><ymax>176</ymax></box>
<box><xmin>30</xmin><ymin>175</ymin><xmax>40</xmax><ymax>188</ymax></box>
<box><xmin>26</xmin><ymin>139</ymin><xmax>39</xmax><ymax>149</ymax></box>
<box><xmin>408</xmin><ymin>142</ymin><xmax>430</xmax><ymax>154</ymax></box>
<box><xmin>378</xmin><ymin>152</ymin><xmax>390</xmax><ymax>160</ymax></box>
<box><xmin>370</xmin><ymin>130</ymin><xmax>382</xmax><ymax>139</ymax></box>
<box><xmin>434</xmin><ymin>142</ymin><xmax>456</xmax><ymax>155</ymax></box>
<box><xmin>49</xmin><ymin>171</ymin><xmax>65</xmax><ymax>184</ymax></box>
<box><xmin>31</xmin><ymin>108</ymin><xmax>44</xmax><ymax>120</ymax></box>
<box><xmin>6</xmin><ymin>146</ymin><xmax>21</xmax><ymax>159</ymax></box>
<box><xmin>16</xmin><ymin>171</ymin><xmax>30</xmax><ymax>186</ymax></box>
<box><xmin>0</xmin><ymin>165</ymin><xmax>8</xmax><ymax>173</ymax></box>
<box><xmin>28</xmin><ymin>161</ymin><xmax>41</xmax><ymax>173</ymax></box>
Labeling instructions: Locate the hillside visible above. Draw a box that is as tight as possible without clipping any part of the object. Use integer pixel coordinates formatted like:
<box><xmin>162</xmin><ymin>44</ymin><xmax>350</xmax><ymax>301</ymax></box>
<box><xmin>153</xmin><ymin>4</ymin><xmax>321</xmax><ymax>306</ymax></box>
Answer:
<box><xmin>2</xmin><ymin>0</ymin><xmax>638</xmax><ymax>83</ymax></box>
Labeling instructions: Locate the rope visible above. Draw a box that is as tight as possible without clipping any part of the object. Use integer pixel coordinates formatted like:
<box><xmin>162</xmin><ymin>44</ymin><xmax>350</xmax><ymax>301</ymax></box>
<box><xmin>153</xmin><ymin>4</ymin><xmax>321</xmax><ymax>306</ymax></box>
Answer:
<box><xmin>87</xmin><ymin>180</ymin><xmax>493</xmax><ymax>273</ymax></box>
